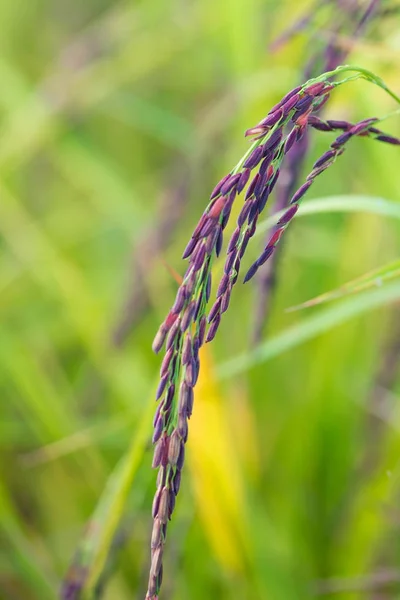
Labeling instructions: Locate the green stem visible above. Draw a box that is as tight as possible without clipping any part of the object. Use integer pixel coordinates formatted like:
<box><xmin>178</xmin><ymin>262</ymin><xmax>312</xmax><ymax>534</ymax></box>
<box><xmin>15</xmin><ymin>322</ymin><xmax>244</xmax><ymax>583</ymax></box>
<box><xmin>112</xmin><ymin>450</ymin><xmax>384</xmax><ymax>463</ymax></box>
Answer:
<box><xmin>309</xmin><ymin>64</ymin><xmax>400</xmax><ymax>105</ymax></box>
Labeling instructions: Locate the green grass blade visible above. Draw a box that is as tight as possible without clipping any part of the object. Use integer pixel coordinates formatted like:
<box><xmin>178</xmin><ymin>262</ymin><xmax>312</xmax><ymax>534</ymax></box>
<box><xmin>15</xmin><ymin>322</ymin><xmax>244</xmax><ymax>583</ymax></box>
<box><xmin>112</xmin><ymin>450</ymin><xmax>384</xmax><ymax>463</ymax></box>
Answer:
<box><xmin>62</xmin><ymin>396</ymin><xmax>154</xmax><ymax>599</ymax></box>
<box><xmin>217</xmin><ymin>280</ymin><xmax>400</xmax><ymax>379</ymax></box>
<box><xmin>255</xmin><ymin>195</ymin><xmax>400</xmax><ymax>239</ymax></box>
<box><xmin>287</xmin><ymin>258</ymin><xmax>400</xmax><ymax>311</ymax></box>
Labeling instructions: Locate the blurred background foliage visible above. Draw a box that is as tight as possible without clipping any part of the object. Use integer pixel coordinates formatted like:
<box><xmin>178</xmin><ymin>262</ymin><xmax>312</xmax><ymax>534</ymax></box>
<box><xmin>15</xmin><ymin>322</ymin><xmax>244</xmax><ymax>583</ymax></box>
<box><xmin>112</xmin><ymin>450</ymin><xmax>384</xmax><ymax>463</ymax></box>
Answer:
<box><xmin>1</xmin><ymin>1</ymin><xmax>400</xmax><ymax>599</ymax></box>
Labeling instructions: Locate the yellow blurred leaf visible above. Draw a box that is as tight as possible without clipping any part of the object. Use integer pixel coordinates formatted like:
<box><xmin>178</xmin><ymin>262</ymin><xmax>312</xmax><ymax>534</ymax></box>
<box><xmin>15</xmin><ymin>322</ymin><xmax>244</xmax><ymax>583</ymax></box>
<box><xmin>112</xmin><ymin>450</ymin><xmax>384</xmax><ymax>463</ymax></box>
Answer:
<box><xmin>187</xmin><ymin>346</ymin><xmax>247</xmax><ymax>572</ymax></box>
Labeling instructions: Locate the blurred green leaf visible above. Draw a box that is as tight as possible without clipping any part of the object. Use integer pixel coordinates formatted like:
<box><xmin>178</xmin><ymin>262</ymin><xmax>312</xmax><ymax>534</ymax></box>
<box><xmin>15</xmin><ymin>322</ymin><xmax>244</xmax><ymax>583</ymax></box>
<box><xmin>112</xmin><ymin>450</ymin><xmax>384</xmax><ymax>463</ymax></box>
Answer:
<box><xmin>287</xmin><ymin>257</ymin><xmax>400</xmax><ymax>311</ymax></box>
<box><xmin>217</xmin><ymin>280</ymin><xmax>400</xmax><ymax>379</ymax></box>
<box><xmin>256</xmin><ymin>195</ymin><xmax>400</xmax><ymax>239</ymax></box>
<box><xmin>62</xmin><ymin>397</ymin><xmax>154</xmax><ymax>599</ymax></box>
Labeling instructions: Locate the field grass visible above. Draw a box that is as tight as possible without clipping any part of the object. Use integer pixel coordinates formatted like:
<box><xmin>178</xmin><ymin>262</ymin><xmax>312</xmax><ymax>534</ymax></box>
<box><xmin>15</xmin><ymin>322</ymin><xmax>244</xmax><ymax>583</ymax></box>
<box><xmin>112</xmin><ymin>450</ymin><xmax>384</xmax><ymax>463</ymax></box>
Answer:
<box><xmin>1</xmin><ymin>1</ymin><xmax>400</xmax><ymax>599</ymax></box>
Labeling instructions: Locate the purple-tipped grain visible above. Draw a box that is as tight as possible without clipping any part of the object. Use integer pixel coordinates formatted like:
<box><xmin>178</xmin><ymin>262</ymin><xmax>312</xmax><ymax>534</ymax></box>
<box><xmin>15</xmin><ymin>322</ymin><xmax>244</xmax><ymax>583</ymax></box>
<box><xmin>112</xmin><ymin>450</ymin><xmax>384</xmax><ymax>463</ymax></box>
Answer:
<box><xmin>164</xmin><ymin>384</ymin><xmax>175</xmax><ymax>411</ymax></box>
<box><xmin>179</xmin><ymin>381</ymin><xmax>193</xmax><ymax>416</ymax></box>
<box><xmin>198</xmin><ymin>216</ymin><xmax>218</xmax><ymax>239</ymax></box>
<box><xmin>168</xmin><ymin>431</ymin><xmax>181</xmax><ymax>466</ymax></box>
<box><xmin>205</xmin><ymin>314</ymin><xmax>221</xmax><ymax>342</ymax></box>
<box><xmin>277</xmin><ymin>204</ymin><xmax>299</xmax><ymax>225</ymax></box>
<box><xmin>210</xmin><ymin>173</ymin><xmax>230</xmax><ymax>200</ymax></box>
<box><xmin>308</xmin><ymin>116</ymin><xmax>331</xmax><ymax>131</ymax></box>
<box><xmin>217</xmin><ymin>273</ymin><xmax>229</xmax><ymax>298</ymax></box>
<box><xmin>239</xmin><ymin>231</ymin><xmax>251</xmax><ymax>258</ymax></box>
<box><xmin>227</xmin><ymin>227</ymin><xmax>240</xmax><ymax>253</ymax></box>
<box><xmin>192</xmin><ymin>243</ymin><xmax>207</xmax><ymax>272</ymax></box>
<box><xmin>215</xmin><ymin>229</ymin><xmax>224</xmax><ymax>257</ymax></box>
<box><xmin>166</xmin><ymin>317</ymin><xmax>181</xmax><ymax>350</ymax></box>
<box><xmin>237</xmin><ymin>168</ymin><xmax>251</xmax><ymax>193</ymax></box>
<box><xmin>259</xmin><ymin>154</ymin><xmax>272</xmax><ymax>176</ymax></box>
<box><xmin>225</xmin><ymin>249</ymin><xmax>238</xmax><ymax>275</ymax></box>
<box><xmin>257</xmin><ymin>187</ymin><xmax>270</xmax><ymax>213</ymax></box>
<box><xmin>192</xmin><ymin>214</ymin><xmax>207</xmax><ymax>239</ymax></box>
<box><xmin>253</xmin><ymin>170</ymin><xmax>268</xmax><ymax>199</ymax></box>
<box><xmin>172</xmin><ymin>286</ymin><xmax>187</xmax><ymax>313</ymax></box>
<box><xmin>264</xmin><ymin>128</ymin><xmax>283</xmax><ymax>153</ymax></box>
<box><xmin>290</xmin><ymin>180</ymin><xmax>313</xmax><ymax>204</ymax></box>
<box><xmin>376</xmin><ymin>134</ymin><xmax>400</xmax><ymax>145</ymax></box>
<box><xmin>180</xmin><ymin>302</ymin><xmax>196</xmax><ymax>332</ymax></box>
<box><xmin>238</xmin><ymin>200</ymin><xmax>254</xmax><ymax>227</ymax></box>
<box><xmin>220</xmin><ymin>173</ymin><xmax>241</xmax><ymax>196</ymax></box>
<box><xmin>156</xmin><ymin>375</ymin><xmax>168</xmax><ymax>400</ymax></box>
<box><xmin>172</xmin><ymin>470</ymin><xmax>181</xmax><ymax>495</ymax></box>
<box><xmin>205</xmin><ymin>272</ymin><xmax>212</xmax><ymax>301</ymax></box>
<box><xmin>220</xmin><ymin>287</ymin><xmax>232</xmax><ymax>313</ymax></box>
<box><xmin>313</xmin><ymin>149</ymin><xmax>336</xmax><ymax>169</ymax></box>
<box><xmin>248</xmin><ymin>201</ymin><xmax>259</xmax><ymax>225</ymax></box>
<box><xmin>331</xmin><ymin>131</ymin><xmax>352</xmax><ymax>148</ymax></box>
<box><xmin>160</xmin><ymin>347</ymin><xmax>174</xmax><ymax>377</ymax></box>
<box><xmin>259</xmin><ymin>108</ymin><xmax>283</xmax><ymax>128</ymax></box>
<box><xmin>268</xmin><ymin>168</ymin><xmax>280</xmax><ymax>194</ymax></box>
<box><xmin>152</xmin><ymin>417</ymin><xmax>164</xmax><ymax>444</ymax></box>
<box><xmin>152</xmin><ymin>436</ymin><xmax>168</xmax><ymax>469</ymax></box>
<box><xmin>157</xmin><ymin>487</ymin><xmax>170</xmax><ymax>524</ymax></box>
<box><xmin>182</xmin><ymin>335</ymin><xmax>193</xmax><ymax>365</ymax></box>
<box><xmin>256</xmin><ymin>245</ymin><xmax>274</xmax><ymax>267</ymax></box>
<box><xmin>243</xmin><ymin>145</ymin><xmax>264</xmax><ymax>169</ymax></box>
<box><xmin>270</xmin><ymin>85</ymin><xmax>302</xmax><ymax>113</ymax></box>
<box><xmin>349</xmin><ymin>118</ymin><xmax>378</xmax><ymax>135</ymax></box>
<box><xmin>205</xmin><ymin>228</ymin><xmax>218</xmax><ymax>254</ymax></box>
<box><xmin>176</xmin><ymin>443</ymin><xmax>185</xmax><ymax>471</ymax></box>
<box><xmin>243</xmin><ymin>261</ymin><xmax>259</xmax><ymax>283</ymax></box>
<box><xmin>245</xmin><ymin>173</ymin><xmax>260</xmax><ymax>200</ymax></box>
<box><xmin>208</xmin><ymin>297</ymin><xmax>222</xmax><ymax>323</ymax></box>
<box><xmin>327</xmin><ymin>119</ymin><xmax>352</xmax><ymax>130</ymax></box>
<box><xmin>198</xmin><ymin>315</ymin><xmax>207</xmax><ymax>346</ymax></box>
<box><xmin>304</xmin><ymin>81</ymin><xmax>327</xmax><ymax>96</ymax></box>
<box><xmin>292</xmin><ymin>94</ymin><xmax>313</xmax><ymax>117</ymax></box>
<box><xmin>284</xmin><ymin>128</ymin><xmax>298</xmax><ymax>153</ymax></box>
<box><xmin>281</xmin><ymin>92</ymin><xmax>301</xmax><ymax>115</ymax></box>
<box><xmin>182</xmin><ymin>237</ymin><xmax>198</xmax><ymax>260</ymax></box>
<box><xmin>152</xmin><ymin>325</ymin><xmax>167</xmax><ymax>354</ymax></box>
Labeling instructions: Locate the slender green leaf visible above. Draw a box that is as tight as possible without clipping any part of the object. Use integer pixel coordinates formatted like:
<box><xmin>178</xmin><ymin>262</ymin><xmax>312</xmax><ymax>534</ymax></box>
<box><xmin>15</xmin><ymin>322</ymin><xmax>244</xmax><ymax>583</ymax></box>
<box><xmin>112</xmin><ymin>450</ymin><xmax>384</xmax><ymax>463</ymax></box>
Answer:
<box><xmin>288</xmin><ymin>258</ymin><xmax>400</xmax><ymax>311</ymax></box>
<box><xmin>217</xmin><ymin>280</ymin><xmax>400</xmax><ymax>379</ymax></box>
